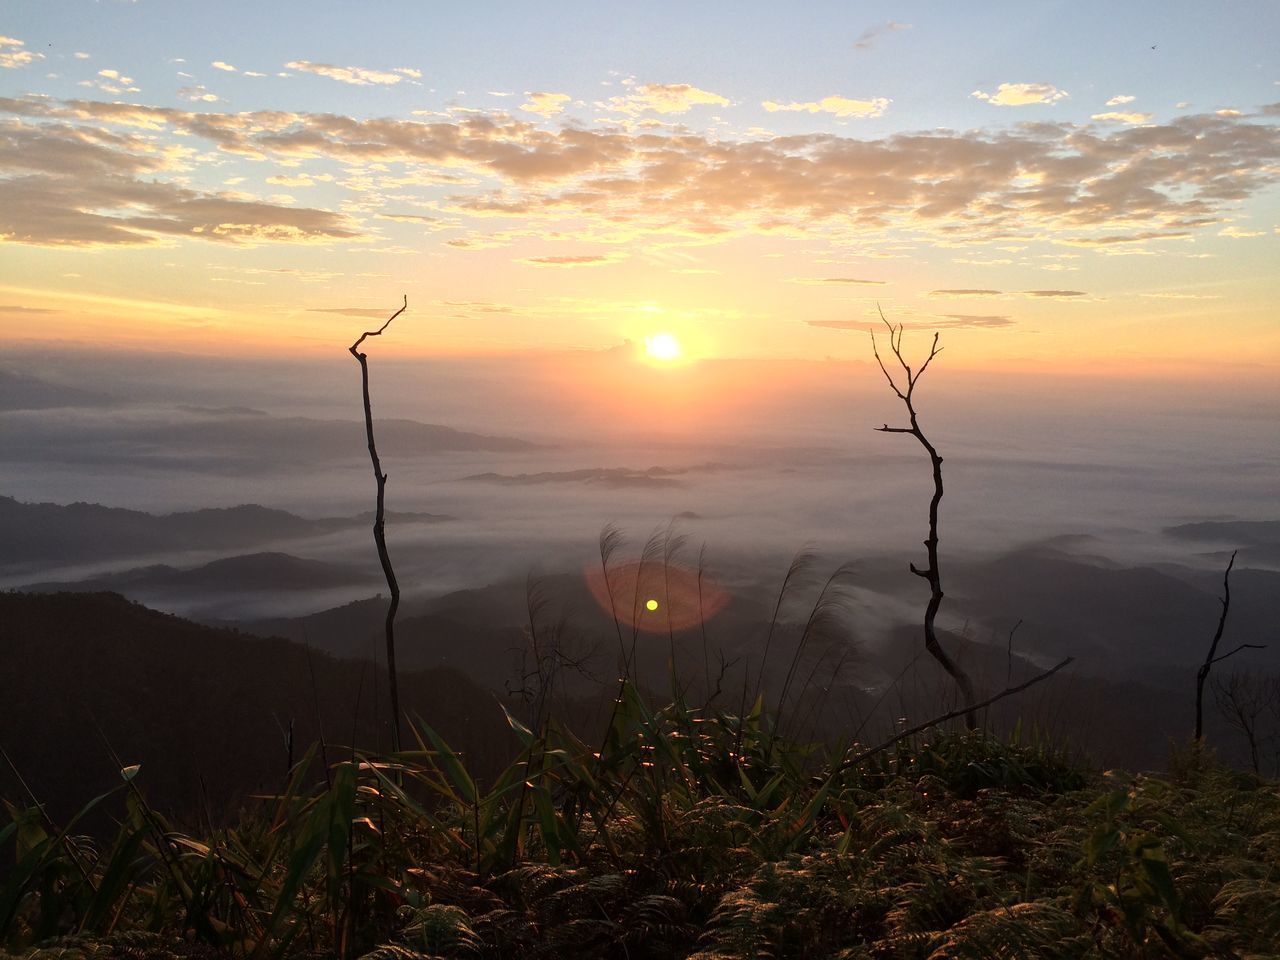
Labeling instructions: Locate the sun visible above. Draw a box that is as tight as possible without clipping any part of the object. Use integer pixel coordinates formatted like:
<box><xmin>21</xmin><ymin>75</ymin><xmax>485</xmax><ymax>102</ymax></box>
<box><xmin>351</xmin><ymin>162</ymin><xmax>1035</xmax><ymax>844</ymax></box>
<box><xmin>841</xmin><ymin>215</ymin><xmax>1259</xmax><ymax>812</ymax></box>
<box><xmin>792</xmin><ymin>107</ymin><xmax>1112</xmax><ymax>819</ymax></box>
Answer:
<box><xmin>644</xmin><ymin>332</ymin><xmax>683</xmax><ymax>363</ymax></box>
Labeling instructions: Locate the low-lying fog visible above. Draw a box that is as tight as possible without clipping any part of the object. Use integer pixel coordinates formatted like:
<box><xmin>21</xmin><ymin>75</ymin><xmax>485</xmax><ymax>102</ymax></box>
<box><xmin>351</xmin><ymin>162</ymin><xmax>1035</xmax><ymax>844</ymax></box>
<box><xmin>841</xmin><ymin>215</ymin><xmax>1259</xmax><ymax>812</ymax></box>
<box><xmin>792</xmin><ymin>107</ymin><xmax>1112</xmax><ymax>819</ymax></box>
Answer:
<box><xmin>6</xmin><ymin>344</ymin><xmax>1279</xmax><ymax>771</ymax></box>
<box><xmin>5</xmin><ymin>346</ymin><xmax>1276</xmax><ymax>602</ymax></box>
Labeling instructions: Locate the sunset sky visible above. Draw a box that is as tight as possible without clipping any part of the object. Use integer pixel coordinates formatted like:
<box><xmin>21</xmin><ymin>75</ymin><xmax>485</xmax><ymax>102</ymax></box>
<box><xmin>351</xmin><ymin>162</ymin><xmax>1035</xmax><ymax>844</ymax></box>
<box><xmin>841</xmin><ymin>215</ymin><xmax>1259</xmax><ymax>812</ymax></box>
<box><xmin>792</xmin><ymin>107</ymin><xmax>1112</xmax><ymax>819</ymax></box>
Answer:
<box><xmin>2</xmin><ymin>1</ymin><xmax>1278</xmax><ymax>371</ymax></box>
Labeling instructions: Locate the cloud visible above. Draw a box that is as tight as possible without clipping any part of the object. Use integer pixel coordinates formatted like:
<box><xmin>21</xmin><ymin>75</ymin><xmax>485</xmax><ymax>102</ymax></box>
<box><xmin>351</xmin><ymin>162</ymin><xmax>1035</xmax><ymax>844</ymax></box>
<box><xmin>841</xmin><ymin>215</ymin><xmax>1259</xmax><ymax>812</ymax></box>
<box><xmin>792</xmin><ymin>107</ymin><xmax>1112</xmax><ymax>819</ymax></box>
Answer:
<box><xmin>306</xmin><ymin>307</ymin><xmax>397</xmax><ymax>318</ymax></box>
<box><xmin>787</xmin><ymin>277</ymin><xmax>886</xmax><ymax>285</ymax></box>
<box><xmin>1106</xmin><ymin>94</ymin><xmax>1136</xmax><ymax>106</ymax></box>
<box><xmin>1218</xmin><ymin>226</ymin><xmax>1264</xmax><ymax>238</ymax></box>
<box><xmin>0</xmin><ymin>304</ymin><xmax>57</xmax><ymax>314</ymax></box>
<box><xmin>809</xmin><ymin>313</ymin><xmax>1012</xmax><ymax>330</ymax></box>
<box><xmin>938</xmin><ymin>314</ymin><xmax>1015</xmax><ymax>327</ymax></box>
<box><xmin>972</xmin><ymin>83</ymin><xmax>1068</xmax><ymax>106</ymax></box>
<box><xmin>521</xmin><ymin>92</ymin><xmax>572</xmax><ymax>118</ymax></box>
<box><xmin>762</xmin><ymin>95</ymin><xmax>889</xmax><ymax>119</ymax></box>
<box><xmin>1021</xmin><ymin>289</ymin><xmax>1086</xmax><ymax>298</ymax></box>
<box><xmin>517</xmin><ymin>253</ymin><xmax>622</xmax><ymax>267</ymax></box>
<box><xmin>928</xmin><ymin>289</ymin><xmax>1002</xmax><ymax>297</ymax></box>
<box><xmin>374</xmin><ymin>212</ymin><xmax>443</xmax><ymax>224</ymax></box>
<box><xmin>4</xmin><ymin>95</ymin><xmax>1277</xmax><ymax>255</ymax></box>
<box><xmin>265</xmin><ymin>173</ymin><xmax>333</xmax><ymax>187</ymax></box>
<box><xmin>1091</xmin><ymin>111</ymin><xmax>1153</xmax><ymax>124</ymax></box>
<box><xmin>601</xmin><ymin>82</ymin><xmax>729</xmax><ymax>115</ymax></box>
<box><xmin>394</xmin><ymin>67</ymin><xmax>422</xmax><ymax>79</ymax></box>
<box><xmin>0</xmin><ymin>36</ymin><xmax>43</xmax><ymax>70</ymax></box>
<box><xmin>178</xmin><ymin>85</ymin><xmax>220</xmax><ymax>103</ymax></box>
<box><xmin>0</xmin><ymin>122</ymin><xmax>358</xmax><ymax>247</ymax></box>
<box><xmin>853</xmin><ymin>21</ymin><xmax>911</xmax><ymax>51</ymax></box>
<box><xmin>80</xmin><ymin>68</ymin><xmax>139</xmax><ymax>94</ymax></box>
<box><xmin>73</xmin><ymin>52</ymin><xmax>90</xmax><ymax>60</ymax></box>
<box><xmin>211</xmin><ymin>61</ymin><xmax>237</xmax><ymax>72</ymax></box>
<box><xmin>284</xmin><ymin>60</ymin><xmax>404</xmax><ymax>86</ymax></box>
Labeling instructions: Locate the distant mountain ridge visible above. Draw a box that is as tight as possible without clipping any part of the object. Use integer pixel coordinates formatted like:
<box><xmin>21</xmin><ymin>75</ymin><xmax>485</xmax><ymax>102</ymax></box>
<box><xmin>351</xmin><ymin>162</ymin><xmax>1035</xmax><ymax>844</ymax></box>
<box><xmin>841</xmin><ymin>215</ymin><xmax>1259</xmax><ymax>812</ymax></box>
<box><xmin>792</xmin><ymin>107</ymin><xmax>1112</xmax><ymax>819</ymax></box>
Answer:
<box><xmin>22</xmin><ymin>551</ymin><xmax>379</xmax><ymax>594</ymax></box>
<box><xmin>0</xmin><ymin>368</ymin><xmax>110</xmax><ymax>410</ymax></box>
<box><xmin>1</xmin><ymin>410</ymin><xmax>545</xmax><ymax>473</ymax></box>
<box><xmin>0</xmin><ymin>495</ymin><xmax>450</xmax><ymax>570</ymax></box>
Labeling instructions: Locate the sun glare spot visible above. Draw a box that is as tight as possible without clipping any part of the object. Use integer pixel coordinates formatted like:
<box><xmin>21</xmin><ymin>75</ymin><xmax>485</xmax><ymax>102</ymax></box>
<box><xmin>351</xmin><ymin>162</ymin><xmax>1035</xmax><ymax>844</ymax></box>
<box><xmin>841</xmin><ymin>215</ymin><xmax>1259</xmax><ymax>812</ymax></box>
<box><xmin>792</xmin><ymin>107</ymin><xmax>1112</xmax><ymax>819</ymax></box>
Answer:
<box><xmin>644</xmin><ymin>332</ymin><xmax>682</xmax><ymax>363</ymax></box>
<box><xmin>645</xmin><ymin>598</ymin><xmax>660</xmax><ymax>612</ymax></box>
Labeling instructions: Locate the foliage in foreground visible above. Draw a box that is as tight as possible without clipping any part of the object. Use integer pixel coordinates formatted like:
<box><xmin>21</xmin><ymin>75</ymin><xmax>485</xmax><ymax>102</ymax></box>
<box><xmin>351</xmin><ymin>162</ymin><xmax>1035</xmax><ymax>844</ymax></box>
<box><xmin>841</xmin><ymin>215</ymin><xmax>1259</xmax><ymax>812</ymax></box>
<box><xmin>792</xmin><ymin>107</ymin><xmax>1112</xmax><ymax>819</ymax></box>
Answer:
<box><xmin>3</xmin><ymin>686</ymin><xmax>1279</xmax><ymax>959</ymax></box>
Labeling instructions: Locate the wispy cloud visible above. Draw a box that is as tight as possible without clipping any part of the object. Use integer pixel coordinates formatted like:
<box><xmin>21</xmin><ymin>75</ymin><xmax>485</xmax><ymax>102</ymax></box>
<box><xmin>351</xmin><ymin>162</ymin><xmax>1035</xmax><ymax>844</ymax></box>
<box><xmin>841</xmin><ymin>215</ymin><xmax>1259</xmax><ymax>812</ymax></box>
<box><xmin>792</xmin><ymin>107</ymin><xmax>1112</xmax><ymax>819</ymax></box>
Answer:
<box><xmin>211</xmin><ymin>60</ymin><xmax>237</xmax><ymax>72</ymax></box>
<box><xmin>853</xmin><ymin>21</ymin><xmax>912</xmax><ymax>51</ymax></box>
<box><xmin>0</xmin><ymin>120</ymin><xmax>358</xmax><ymax>246</ymax></box>
<box><xmin>1106</xmin><ymin>94</ymin><xmax>1136</xmax><ymax>106</ymax></box>
<box><xmin>4</xmin><ymin>96</ymin><xmax>1277</xmax><ymax>255</ymax></box>
<box><xmin>306</xmin><ymin>307</ymin><xmax>396</xmax><ymax>318</ymax></box>
<box><xmin>972</xmin><ymin>83</ymin><xmax>1068</xmax><ymax>106</ymax></box>
<box><xmin>178</xmin><ymin>85</ymin><xmax>220</xmax><ymax>103</ymax></box>
<box><xmin>517</xmin><ymin>253</ymin><xmax>623</xmax><ymax>267</ymax></box>
<box><xmin>284</xmin><ymin>60</ymin><xmax>404</xmax><ymax>86</ymax></box>
<box><xmin>521</xmin><ymin>92</ymin><xmax>572</xmax><ymax>118</ymax></box>
<box><xmin>0</xmin><ymin>36</ymin><xmax>43</xmax><ymax>70</ymax></box>
<box><xmin>1218</xmin><ymin>225</ymin><xmax>1264</xmax><ymax>238</ymax></box>
<box><xmin>0</xmin><ymin>304</ymin><xmax>57</xmax><ymax>314</ymax></box>
<box><xmin>80</xmin><ymin>68</ymin><xmax>139</xmax><ymax>94</ymax></box>
<box><xmin>600</xmin><ymin>82</ymin><xmax>729</xmax><ymax>115</ymax></box>
<box><xmin>809</xmin><ymin>313</ymin><xmax>1012</xmax><ymax>330</ymax></box>
<box><xmin>1091</xmin><ymin>111</ymin><xmax>1153</xmax><ymax>124</ymax></box>
<box><xmin>787</xmin><ymin>277</ymin><xmax>887</xmax><ymax>285</ymax></box>
<box><xmin>762</xmin><ymin>95</ymin><xmax>889</xmax><ymax>118</ymax></box>
<box><xmin>929</xmin><ymin>289</ymin><xmax>1002</xmax><ymax>297</ymax></box>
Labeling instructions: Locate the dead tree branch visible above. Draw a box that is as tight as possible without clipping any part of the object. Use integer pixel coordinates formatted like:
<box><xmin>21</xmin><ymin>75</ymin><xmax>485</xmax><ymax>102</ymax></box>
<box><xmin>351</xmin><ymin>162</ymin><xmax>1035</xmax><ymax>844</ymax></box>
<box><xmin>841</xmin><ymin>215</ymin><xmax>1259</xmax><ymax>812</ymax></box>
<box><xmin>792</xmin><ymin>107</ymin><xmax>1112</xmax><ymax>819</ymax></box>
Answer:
<box><xmin>350</xmin><ymin>295</ymin><xmax>408</xmax><ymax>753</ymax></box>
<box><xmin>1195</xmin><ymin>549</ymin><xmax>1241</xmax><ymax>742</ymax></box>
<box><xmin>831</xmin><ymin>656</ymin><xmax>1074</xmax><ymax>777</ymax></box>
<box><xmin>870</xmin><ymin>310</ymin><xmax>978</xmax><ymax>728</ymax></box>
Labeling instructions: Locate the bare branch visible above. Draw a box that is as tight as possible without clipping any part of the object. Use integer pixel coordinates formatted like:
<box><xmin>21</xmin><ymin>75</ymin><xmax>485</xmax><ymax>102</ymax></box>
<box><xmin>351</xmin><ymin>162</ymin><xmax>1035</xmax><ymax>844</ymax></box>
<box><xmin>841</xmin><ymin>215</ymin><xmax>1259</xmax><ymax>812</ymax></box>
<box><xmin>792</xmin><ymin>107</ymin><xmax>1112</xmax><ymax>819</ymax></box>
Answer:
<box><xmin>870</xmin><ymin>326</ymin><xmax>908</xmax><ymax>401</ymax></box>
<box><xmin>869</xmin><ymin>313</ymin><xmax>978</xmax><ymax>727</ymax></box>
<box><xmin>349</xmin><ymin>295</ymin><xmax>407</xmax><ymax>357</ymax></box>
<box><xmin>831</xmin><ymin>657</ymin><xmax>1075</xmax><ymax>776</ymax></box>
<box><xmin>1209</xmin><ymin>642</ymin><xmax>1268</xmax><ymax>667</ymax></box>
<box><xmin>1196</xmin><ymin>550</ymin><xmax>1246</xmax><ymax>741</ymax></box>
<box><xmin>350</xmin><ymin>296</ymin><xmax>408</xmax><ymax>754</ymax></box>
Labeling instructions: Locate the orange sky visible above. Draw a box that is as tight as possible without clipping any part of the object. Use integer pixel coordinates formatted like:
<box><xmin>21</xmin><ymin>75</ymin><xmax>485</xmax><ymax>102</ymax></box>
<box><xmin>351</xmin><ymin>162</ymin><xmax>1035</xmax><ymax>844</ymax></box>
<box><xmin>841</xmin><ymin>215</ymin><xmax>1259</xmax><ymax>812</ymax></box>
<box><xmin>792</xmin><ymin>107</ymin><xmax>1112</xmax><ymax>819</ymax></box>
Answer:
<box><xmin>2</xmin><ymin>3</ymin><xmax>1278</xmax><ymax>372</ymax></box>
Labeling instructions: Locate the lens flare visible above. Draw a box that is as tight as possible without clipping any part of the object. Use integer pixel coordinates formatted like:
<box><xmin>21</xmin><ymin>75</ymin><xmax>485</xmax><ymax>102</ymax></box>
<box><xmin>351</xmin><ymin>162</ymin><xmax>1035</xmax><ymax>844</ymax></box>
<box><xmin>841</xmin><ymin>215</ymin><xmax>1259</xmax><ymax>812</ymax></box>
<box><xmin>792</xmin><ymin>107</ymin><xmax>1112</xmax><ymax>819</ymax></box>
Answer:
<box><xmin>586</xmin><ymin>559</ymin><xmax>729</xmax><ymax>633</ymax></box>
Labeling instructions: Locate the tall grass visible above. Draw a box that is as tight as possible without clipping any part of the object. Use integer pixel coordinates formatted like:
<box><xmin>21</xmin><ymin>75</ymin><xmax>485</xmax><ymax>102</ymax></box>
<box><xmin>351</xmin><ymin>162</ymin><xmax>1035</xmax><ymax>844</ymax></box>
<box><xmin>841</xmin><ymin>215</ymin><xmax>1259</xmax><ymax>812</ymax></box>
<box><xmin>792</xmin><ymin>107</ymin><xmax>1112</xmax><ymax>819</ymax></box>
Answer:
<box><xmin>4</xmin><ymin>671</ymin><xmax>1278</xmax><ymax>958</ymax></box>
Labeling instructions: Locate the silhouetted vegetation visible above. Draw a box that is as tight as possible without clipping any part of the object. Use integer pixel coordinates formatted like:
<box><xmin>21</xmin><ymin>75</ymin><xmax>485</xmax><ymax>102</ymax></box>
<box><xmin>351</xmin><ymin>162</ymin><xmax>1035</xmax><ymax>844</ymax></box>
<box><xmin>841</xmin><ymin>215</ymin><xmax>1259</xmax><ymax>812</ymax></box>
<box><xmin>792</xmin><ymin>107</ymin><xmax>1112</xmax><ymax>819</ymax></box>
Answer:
<box><xmin>3</xmin><ymin>661</ymin><xmax>1279</xmax><ymax>958</ymax></box>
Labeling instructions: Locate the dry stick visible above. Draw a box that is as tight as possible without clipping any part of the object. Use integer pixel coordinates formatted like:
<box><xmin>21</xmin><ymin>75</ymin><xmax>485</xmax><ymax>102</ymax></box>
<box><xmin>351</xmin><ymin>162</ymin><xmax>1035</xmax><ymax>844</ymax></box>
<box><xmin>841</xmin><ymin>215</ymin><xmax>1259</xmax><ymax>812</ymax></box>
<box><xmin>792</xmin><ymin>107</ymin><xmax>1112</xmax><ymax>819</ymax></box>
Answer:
<box><xmin>1194</xmin><ymin>551</ymin><xmax>1268</xmax><ymax>739</ymax></box>
<box><xmin>349</xmin><ymin>295</ymin><xmax>408</xmax><ymax>754</ymax></box>
<box><xmin>1197</xmin><ymin>551</ymin><xmax>1237</xmax><ymax>740</ymax></box>
<box><xmin>871</xmin><ymin>312</ymin><xmax>978</xmax><ymax>729</ymax></box>
<box><xmin>1006</xmin><ymin>619</ymin><xmax>1023</xmax><ymax>687</ymax></box>
<box><xmin>831</xmin><ymin>656</ymin><xmax>1074</xmax><ymax>778</ymax></box>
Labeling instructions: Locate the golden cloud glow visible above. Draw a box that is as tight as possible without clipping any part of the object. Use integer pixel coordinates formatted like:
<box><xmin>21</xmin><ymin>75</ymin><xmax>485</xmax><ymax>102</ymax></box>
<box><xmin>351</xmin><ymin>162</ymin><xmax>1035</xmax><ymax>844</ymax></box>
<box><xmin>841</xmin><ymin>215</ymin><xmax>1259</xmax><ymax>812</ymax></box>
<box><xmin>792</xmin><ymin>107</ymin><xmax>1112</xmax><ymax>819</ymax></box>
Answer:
<box><xmin>0</xmin><ymin>36</ymin><xmax>42</xmax><ymax>70</ymax></box>
<box><xmin>762</xmin><ymin>95</ymin><xmax>890</xmax><ymax>118</ymax></box>
<box><xmin>972</xmin><ymin>83</ymin><xmax>1068</xmax><ymax>106</ymax></box>
<box><xmin>2</xmin><ymin>95</ymin><xmax>1277</xmax><ymax>262</ymax></box>
<box><xmin>283</xmin><ymin>60</ymin><xmax>404</xmax><ymax>86</ymax></box>
<box><xmin>1091</xmin><ymin>111</ymin><xmax>1153</xmax><ymax>124</ymax></box>
<box><xmin>601</xmin><ymin>82</ymin><xmax>729</xmax><ymax>115</ymax></box>
<box><xmin>521</xmin><ymin>92</ymin><xmax>572</xmax><ymax>118</ymax></box>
